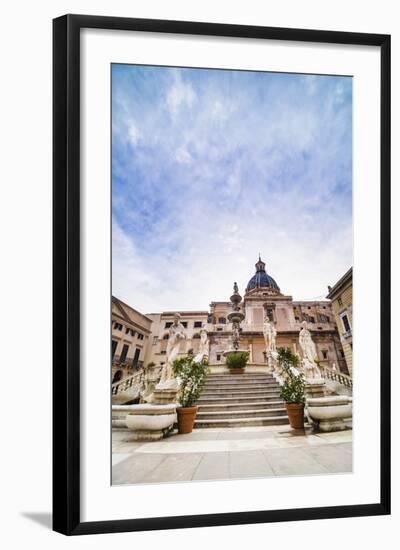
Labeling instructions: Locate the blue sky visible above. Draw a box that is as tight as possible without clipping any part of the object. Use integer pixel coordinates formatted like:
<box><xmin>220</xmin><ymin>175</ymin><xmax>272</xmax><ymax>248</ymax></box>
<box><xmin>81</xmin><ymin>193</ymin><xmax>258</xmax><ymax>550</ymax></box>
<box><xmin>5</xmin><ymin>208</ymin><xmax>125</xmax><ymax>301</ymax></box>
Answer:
<box><xmin>112</xmin><ymin>64</ymin><xmax>352</xmax><ymax>313</ymax></box>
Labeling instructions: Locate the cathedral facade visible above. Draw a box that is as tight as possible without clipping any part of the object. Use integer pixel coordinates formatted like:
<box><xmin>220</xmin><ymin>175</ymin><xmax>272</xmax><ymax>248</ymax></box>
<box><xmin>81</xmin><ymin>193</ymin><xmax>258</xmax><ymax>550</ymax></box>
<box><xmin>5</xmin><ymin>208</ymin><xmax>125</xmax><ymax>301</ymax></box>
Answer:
<box><xmin>143</xmin><ymin>257</ymin><xmax>348</xmax><ymax>375</ymax></box>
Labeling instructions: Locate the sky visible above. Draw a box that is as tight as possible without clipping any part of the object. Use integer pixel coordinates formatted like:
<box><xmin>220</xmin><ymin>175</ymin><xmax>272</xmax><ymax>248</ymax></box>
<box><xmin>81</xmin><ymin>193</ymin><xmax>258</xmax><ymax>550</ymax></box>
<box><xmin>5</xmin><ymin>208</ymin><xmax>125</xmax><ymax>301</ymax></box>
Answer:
<box><xmin>112</xmin><ymin>64</ymin><xmax>352</xmax><ymax>313</ymax></box>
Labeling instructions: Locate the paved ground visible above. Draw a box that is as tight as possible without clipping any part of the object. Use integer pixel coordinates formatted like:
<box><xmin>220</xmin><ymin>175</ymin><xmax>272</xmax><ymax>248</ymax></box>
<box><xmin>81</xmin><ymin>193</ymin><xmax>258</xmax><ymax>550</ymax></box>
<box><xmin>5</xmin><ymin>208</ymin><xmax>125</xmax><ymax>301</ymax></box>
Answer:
<box><xmin>112</xmin><ymin>426</ymin><xmax>352</xmax><ymax>485</ymax></box>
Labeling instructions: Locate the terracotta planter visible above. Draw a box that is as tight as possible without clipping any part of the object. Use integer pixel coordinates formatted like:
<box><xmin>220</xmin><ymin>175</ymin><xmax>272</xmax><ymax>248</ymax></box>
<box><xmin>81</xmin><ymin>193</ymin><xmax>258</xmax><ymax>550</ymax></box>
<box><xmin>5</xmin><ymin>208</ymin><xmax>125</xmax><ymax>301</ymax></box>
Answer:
<box><xmin>176</xmin><ymin>406</ymin><xmax>198</xmax><ymax>434</ymax></box>
<box><xmin>228</xmin><ymin>368</ymin><xmax>245</xmax><ymax>374</ymax></box>
<box><xmin>285</xmin><ymin>403</ymin><xmax>305</xmax><ymax>429</ymax></box>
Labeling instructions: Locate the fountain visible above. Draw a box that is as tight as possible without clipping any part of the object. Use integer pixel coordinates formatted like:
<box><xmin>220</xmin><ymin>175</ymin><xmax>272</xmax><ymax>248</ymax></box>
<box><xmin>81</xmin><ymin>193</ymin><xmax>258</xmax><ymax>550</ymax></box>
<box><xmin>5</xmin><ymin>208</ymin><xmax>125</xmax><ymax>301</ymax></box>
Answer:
<box><xmin>223</xmin><ymin>282</ymin><xmax>248</xmax><ymax>372</ymax></box>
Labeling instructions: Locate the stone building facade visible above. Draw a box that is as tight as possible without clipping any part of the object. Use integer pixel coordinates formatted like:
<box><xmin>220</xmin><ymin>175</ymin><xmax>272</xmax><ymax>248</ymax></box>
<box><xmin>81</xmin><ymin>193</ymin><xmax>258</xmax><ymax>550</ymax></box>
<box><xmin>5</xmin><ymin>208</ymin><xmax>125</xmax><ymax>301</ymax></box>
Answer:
<box><xmin>111</xmin><ymin>296</ymin><xmax>153</xmax><ymax>383</ymax></box>
<box><xmin>326</xmin><ymin>268</ymin><xmax>353</xmax><ymax>375</ymax></box>
<box><xmin>138</xmin><ymin>257</ymin><xmax>348</xmax><ymax>375</ymax></box>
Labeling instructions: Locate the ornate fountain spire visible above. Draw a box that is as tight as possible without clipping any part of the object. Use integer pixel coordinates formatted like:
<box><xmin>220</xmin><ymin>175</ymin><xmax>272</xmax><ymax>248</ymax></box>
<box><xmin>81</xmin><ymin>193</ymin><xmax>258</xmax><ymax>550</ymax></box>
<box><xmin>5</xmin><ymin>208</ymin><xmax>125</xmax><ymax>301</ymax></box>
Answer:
<box><xmin>227</xmin><ymin>282</ymin><xmax>244</xmax><ymax>350</ymax></box>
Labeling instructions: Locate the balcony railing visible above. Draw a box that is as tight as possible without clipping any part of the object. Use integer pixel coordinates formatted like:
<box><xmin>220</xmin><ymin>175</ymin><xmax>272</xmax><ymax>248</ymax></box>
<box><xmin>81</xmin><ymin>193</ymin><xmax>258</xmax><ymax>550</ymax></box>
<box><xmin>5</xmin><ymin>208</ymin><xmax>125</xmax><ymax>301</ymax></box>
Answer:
<box><xmin>111</xmin><ymin>370</ymin><xmax>144</xmax><ymax>398</ymax></box>
<box><xmin>112</xmin><ymin>356</ymin><xmax>144</xmax><ymax>369</ymax></box>
<box><xmin>319</xmin><ymin>365</ymin><xmax>352</xmax><ymax>390</ymax></box>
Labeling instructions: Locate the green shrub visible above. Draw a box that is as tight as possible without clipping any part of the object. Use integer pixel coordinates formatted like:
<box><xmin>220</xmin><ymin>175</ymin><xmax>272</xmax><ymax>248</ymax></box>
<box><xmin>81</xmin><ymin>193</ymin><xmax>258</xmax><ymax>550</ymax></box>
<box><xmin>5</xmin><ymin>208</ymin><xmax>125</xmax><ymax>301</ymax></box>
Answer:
<box><xmin>173</xmin><ymin>352</ymin><xmax>209</xmax><ymax>407</ymax></box>
<box><xmin>225</xmin><ymin>351</ymin><xmax>249</xmax><ymax>370</ymax></box>
<box><xmin>277</xmin><ymin>347</ymin><xmax>305</xmax><ymax>404</ymax></box>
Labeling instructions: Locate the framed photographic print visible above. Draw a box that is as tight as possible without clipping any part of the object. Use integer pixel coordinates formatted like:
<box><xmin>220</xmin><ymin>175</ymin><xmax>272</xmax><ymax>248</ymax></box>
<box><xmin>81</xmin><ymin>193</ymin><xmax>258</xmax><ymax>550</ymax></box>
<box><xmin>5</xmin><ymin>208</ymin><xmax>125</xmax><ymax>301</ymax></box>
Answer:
<box><xmin>53</xmin><ymin>14</ymin><xmax>391</xmax><ymax>535</ymax></box>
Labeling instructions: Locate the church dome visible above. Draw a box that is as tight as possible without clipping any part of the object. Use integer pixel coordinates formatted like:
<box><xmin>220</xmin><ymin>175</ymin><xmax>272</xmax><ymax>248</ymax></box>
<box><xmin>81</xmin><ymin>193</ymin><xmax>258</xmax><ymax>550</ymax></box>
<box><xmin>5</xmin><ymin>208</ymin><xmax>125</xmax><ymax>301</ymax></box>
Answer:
<box><xmin>246</xmin><ymin>256</ymin><xmax>280</xmax><ymax>292</ymax></box>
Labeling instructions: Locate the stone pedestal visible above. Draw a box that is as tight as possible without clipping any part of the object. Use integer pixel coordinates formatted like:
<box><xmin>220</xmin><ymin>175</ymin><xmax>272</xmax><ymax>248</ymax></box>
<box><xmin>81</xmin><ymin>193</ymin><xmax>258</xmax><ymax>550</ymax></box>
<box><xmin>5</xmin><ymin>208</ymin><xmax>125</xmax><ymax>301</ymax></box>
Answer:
<box><xmin>307</xmin><ymin>395</ymin><xmax>352</xmax><ymax>432</ymax></box>
<box><xmin>125</xmin><ymin>403</ymin><xmax>177</xmax><ymax>441</ymax></box>
<box><xmin>305</xmin><ymin>378</ymin><xmax>326</xmax><ymax>398</ymax></box>
<box><xmin>152</xmin><ymin>388</ymin><xmax>179</xmax><ymax>404</ymax></box>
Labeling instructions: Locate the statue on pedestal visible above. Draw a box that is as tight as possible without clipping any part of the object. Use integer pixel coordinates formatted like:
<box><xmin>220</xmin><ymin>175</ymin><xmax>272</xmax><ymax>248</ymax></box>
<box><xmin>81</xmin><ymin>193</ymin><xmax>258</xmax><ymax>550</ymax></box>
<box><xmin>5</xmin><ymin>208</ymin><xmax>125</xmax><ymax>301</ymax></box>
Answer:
<box><xmin>263</xmin><ymin>315</ymin><xmax>277</xmax><ymax>353</ymax></box>
<box><xmin>299</xmin><ymin>321</ymin><xmax>321</xmax><ymax>379</ymax></box>
<box><xmin>157</xmin><ymin>313</ymin><xmax>186</xmax><ymax>389</ymax></box>
<box><xmin>193</xmin><ymin>326</ymin><xmax>209</xmax><ymax>364</ymax></box>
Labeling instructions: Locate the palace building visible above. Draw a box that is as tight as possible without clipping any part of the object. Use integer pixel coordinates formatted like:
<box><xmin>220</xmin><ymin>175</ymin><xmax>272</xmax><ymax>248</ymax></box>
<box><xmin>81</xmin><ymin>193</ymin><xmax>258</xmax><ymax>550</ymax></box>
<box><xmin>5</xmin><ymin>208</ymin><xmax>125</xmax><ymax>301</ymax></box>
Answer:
<box><xmin>327</xmin><ymin>268</ymin><xmax>353</xmax><ymax>376</ymax></box>
<box><xmin>114</xmin><ymin>256</ymin><xmax>348</xmax><ymax>375</ymax></box>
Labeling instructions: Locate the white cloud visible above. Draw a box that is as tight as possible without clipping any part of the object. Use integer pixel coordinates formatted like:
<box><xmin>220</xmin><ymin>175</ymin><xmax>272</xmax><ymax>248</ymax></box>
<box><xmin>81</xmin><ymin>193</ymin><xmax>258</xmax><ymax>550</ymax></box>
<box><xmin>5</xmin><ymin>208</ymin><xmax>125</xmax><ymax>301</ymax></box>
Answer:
<box><xmin>112</xmin><ymin>67</ymin><xmax>352</xmax><ymax>313</ymax></box>
<box><xmin>175</xmin><ymin>146</ymin><xmax>192</xmax><ymax>164</ymax></box>
<box><xmin>128</xmin><ymin>124</ymin><xmax>139</xmax><ymax>146</ymax></box>
<box><xmin>166</xmin><ymin>72</ymin><xmax>196</xmax><ymax>114</ymax></box>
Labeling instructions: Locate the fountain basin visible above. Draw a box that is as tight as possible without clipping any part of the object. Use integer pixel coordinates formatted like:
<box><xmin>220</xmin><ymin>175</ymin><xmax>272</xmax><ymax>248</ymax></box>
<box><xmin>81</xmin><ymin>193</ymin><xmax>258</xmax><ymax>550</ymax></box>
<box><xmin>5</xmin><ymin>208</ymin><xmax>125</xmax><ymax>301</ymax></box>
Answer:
<box><xmin>307</xmin><ymin>395</ymin><xmax>352</xmax><ymax>432</ymax></box>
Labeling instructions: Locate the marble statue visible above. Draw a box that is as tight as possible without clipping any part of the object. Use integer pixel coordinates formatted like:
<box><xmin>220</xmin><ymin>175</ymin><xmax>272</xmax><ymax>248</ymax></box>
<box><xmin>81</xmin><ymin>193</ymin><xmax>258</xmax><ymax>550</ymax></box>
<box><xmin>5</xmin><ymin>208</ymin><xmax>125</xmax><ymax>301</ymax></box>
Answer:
<box><xmin>157</xmin><ymin>313</ymin><xmax>186</xmax><ymax>388</ymax></box>
<box><xmin>299</xmin><ymin>321</ymin><xmax>321</xmax><ymax>379</ymax></box>
<box><xmin>193</xmin><ymin>326</ymin><xmax>209</xmax><ymax>363</ymax></box>
<box><xmin>263</xmin><ymin>315</ymin><xmax>277</xmax><ymax>353</ymax></box>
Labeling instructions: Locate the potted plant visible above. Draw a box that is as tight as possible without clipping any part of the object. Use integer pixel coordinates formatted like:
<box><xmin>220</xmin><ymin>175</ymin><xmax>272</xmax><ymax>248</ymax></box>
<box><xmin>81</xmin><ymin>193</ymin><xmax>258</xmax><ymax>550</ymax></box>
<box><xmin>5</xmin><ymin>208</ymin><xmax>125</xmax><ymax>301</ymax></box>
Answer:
<box><xmin>224</xmin><ymin>351</ymin><xmax>249</xmax><ymax>374</ymax></box>
<box><xmin>277</xmin><ymin>347</ymin><xmax>306</xmax><ymax>429</ymax></box>
<box><xmin>173</xmin><ymin>352</ymin><xmax>209</xmax><ymax>433</ymax></box>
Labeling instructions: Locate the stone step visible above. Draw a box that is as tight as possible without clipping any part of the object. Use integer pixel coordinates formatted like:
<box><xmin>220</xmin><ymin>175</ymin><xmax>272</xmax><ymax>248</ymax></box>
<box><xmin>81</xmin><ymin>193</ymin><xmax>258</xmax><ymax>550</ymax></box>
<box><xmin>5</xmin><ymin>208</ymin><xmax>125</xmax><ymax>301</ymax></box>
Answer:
<box><xmin>200</xmin><ymin>389</ymin><xmax>281</xmax><ymax>398</ymax></box>
<box><xmin>196</xmin><ymin>408</ymin><xmax>286</xmax><ymax>420</ymax></box>
<box><xmin>206</xmin><ymin>376</ymin><xmax>274</xmax><ymax>382</ymax></box>
<box><xmin>206</xmin><ymin>377</ymin><xmax>277</xmax><ymax>385</ymax></box>
<box><xmin>204</xmin><ymin>380</ymin><xmax>278</xmax><ymax>388</ymax></box>
<box><xmin>197</xmin><ymin>394</ymin><xmax>282</xmax><ymax>404</ymax></box>
<box><xmin>197</xmin><ymin>400</ymin><xmax>285</xmax><ymax>412</ymax></box>
<box><xmin>203</xmin><ymin>382</ymin><xmax>279</xmax><ymax>391</ymax></box>
<box><xmin>194</xmin><ymin>415</ymin><xmax>289</xmax><ymax>428</ymax></box>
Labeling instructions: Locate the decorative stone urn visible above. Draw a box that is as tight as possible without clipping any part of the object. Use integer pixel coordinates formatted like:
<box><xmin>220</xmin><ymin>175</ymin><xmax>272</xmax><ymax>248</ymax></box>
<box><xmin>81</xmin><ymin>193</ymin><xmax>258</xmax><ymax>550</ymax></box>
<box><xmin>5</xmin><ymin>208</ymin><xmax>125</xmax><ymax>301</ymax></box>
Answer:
<box><xmin>307</xmin><ymin>395</ymin><xmax>352</xmax><ymax>432</ymax></box>
<box><xmin>125</xmin><ymin>403</ymin><xmax>177</xmax><ymax>441</ymax></box>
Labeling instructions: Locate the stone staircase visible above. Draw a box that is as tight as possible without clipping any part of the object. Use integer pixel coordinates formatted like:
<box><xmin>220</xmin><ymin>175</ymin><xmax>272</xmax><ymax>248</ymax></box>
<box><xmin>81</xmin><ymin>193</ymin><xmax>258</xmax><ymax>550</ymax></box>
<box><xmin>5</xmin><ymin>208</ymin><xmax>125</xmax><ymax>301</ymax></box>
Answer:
<box><xmin>194</xmin><ymin>373</ymin><xmax>289</xmax><ymax>428</ymax></box>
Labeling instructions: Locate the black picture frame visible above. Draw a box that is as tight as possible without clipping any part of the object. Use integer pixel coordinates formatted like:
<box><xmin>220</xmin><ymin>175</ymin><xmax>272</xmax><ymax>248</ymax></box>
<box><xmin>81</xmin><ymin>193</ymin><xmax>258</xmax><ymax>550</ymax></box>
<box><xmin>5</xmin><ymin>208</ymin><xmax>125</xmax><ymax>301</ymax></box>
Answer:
<box><xmin>53</xmin><ymin>14</ymin><xmax>391</xmax><ymax>536</ymax></box>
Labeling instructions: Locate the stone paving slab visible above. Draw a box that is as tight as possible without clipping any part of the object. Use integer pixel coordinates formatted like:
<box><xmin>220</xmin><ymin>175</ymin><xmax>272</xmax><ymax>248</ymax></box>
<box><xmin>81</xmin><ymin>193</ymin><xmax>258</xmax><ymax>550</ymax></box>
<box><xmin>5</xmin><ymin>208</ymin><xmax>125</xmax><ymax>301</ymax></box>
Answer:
<box><xmin>112</xmin><ymin>427</ymin><xmax>353</xmax><ymax>484</ymax></box>
<box><xmin>112</xmin><ymin>452</ymin><xmax>166</xmax><ymax>485</ymax></box>
<box><xmin>143</xmin><ymin>453</ymin><xmax>204</xmax><ymax>484</ymax></box>
<box><xmin>192</xmin><ymin>452</ymin><xmax>230</xmax><ymax>481</ymax></box>
<box><xmin>112</xmin><ymin>453</ymin><xmax>130</xmax><ymax>467</ymax></box>
<box><xmin>262</xmin><ymin>447</ymin><xmax>329</xmax><ymax>476</ymax></box>
<box><xmin>230</xmin><ymin>450</ymin><xmax>275</xmax><ymax>478</ymax></box>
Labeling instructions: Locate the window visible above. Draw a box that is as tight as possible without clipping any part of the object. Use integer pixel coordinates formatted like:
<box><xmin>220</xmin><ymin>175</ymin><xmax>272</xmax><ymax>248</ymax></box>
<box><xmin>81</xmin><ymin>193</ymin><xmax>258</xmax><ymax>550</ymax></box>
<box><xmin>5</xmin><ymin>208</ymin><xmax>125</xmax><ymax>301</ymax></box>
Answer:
<box><xmin>114</xmin><ymin>322</ymin><xmax>123</xmax><ymax>331</ymax></box>
<box><xmin>321</xmin><ymin>350</ymin><xmax>328</xmax><ymax>359</ymax></box>
<box><xmin>218</xmin><ymin>317</ymin><xmax>226</xmax><ymax>324</ymax></box>
<box><xmin>181</xmin><ymin>322</ymin><xmax>188</xmax><ymax>328</ymax></box>
<box><xmin>163</xmin><ymin>334</ymin><xmax>169</xmax><ymax>340</ymax></box>
<box><xmin>132</xmin><ymin>348</ymin><xmax>141</xmax><ymax>366</ymax></box>
<box><xmin>165</xmin><ymin>322</ymin><xmax>173</xmax><ymax>328</ymax></box>
<box><xmin>160</xmin><ymin>350</ymin><xmax>166</xmax><ymax>355</ymax></box>
<box><xmin>194</xmin><ymin>321</ymin><xmax>202</xmax><ymax>328</ymax></box>
<box><xmin>217</xmin><ymin>327</ymin><xmax>223</xmax><ymax>331</ymax></box>
<box><xmin>125</xmin><ymin>327</ymin><xmax>135</xmax><ymax>336</ymax></box>
<box><xmin>341</xmin><ymin>313</ymin><xmax>351</xmax><ymax>333</ymax></box>
<box><xmin>137</xmin><ymin>333</ymin><xmax>144</xmax><ymax>341</ymax></box>
<box><xmin>152</xmin><ymin>336</ymin><xmax>158</xmax><ymax>345</ymax></box>
<box><xmin>340</xmin><ymin>349</ymin><xmax>345</xmax><ymax>358</ymax></box>
<box><xmin>318</xmin><ymin>314</ymin><xmax>330</xmax><ymax>323</ymax></box>
<box><xmin>295</xmin><ymin>316</ymin><xmax>300</xmax><ymax>321</ymax></box>
<box><xmin>120</xmin><ymin>344</ymin><xmax>129</xmax><ymax>363</ymax></box>
<box><xmin>266</xmin><ymin>309</ymin><xmax>274</xmax><ymax>322</ymax></box>
<box><xmin>111</xmin><ymin>340</ymin><xmax>118</xmax><ymax>359</ymax></box>
<box><xmin>216</xmin><ymin>354</ymin><xmax>221</xmax><ymax>361</ymax></box>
